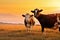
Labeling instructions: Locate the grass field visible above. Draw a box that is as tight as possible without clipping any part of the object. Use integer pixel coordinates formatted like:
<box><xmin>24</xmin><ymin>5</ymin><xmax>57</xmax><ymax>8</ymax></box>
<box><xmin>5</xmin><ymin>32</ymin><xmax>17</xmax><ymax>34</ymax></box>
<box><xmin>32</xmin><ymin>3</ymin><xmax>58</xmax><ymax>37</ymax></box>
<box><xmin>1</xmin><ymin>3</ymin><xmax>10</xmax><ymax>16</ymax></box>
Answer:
<box><xmin>0</xmin><ymin>24</ymin><xmax>60</xmax><ymax>40</ymax></box>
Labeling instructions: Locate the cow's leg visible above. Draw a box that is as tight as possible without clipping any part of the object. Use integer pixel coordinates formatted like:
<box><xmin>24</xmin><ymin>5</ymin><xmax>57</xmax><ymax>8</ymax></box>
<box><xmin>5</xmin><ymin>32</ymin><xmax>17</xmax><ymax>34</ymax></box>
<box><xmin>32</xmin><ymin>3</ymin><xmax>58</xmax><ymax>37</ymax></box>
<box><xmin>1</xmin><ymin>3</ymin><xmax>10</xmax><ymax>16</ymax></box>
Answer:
<box><xmin>27</xmin><ymin>26</ymin><xmax>30</xmax><ymax>32</ymax></box>
<box><xmin>30</xmin><ymin>26</ymin><xmax>32</xmax><ymax>32</ymax></box>
<box><xmin>29</xmin><ymin>28</ymin><xmax>31</xmax><ymax>32</ymax></box>
<box><xmin>28</xmin><ymin>28</ymin><xmax>30</xmax><ymax>32</ymax></box>
<box><xmin>26</xmin><ymin>27</ymin><xmax>29</xmax><ymax>32</ymax></box>
<box><xmin>42</xmin><ymin>27</ymin><xmax>44</xmax><ymax>32</ymax></box>
<box><xmin>59</xmin><ymin>27</ymin><xmax>60</xmax><ymax>31</ymax></box>
<box><xmin>28</xmin><ymin>28</ymin><xmax>31</xmax><ymax>32</ymax></box>
<box><xmin>58</xmin><ymin>25</ymin><xmax>60</xmax><ymax>31</ymax></box>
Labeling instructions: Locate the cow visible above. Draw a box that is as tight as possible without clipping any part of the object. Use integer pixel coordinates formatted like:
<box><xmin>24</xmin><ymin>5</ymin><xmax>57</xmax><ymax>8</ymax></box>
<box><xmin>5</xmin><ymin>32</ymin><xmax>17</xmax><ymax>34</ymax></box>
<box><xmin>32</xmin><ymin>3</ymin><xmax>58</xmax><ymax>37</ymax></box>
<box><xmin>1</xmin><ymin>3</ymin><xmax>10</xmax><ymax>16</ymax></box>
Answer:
<box><xmin>22</xmin><ymin>13</ymin><xmax>35</xmax><ymax>32</ymax></box>
<box><xmin>56</xmin><ymin>14</ymin><xmax>60</xmax><ymax>31</ymax></box>
<box><xmin>31</xmin><ymin>8</ymin><xmax>60</xmax><ymax>32</ymax></box>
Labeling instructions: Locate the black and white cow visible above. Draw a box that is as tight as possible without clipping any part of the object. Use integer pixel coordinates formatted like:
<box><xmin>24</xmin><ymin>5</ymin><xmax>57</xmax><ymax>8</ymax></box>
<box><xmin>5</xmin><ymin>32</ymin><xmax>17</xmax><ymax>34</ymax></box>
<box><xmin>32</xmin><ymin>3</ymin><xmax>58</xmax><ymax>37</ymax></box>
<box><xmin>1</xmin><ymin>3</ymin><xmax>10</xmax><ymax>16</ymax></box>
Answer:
<box><xmin>31</xmin><ymin>8</ymin><xmax>60</xmax><ymax>32</ymax></box>
<box><xmin>22</xmin><ymin>13</ymin><xmax>35</xmax><ymax>31</ymax></box>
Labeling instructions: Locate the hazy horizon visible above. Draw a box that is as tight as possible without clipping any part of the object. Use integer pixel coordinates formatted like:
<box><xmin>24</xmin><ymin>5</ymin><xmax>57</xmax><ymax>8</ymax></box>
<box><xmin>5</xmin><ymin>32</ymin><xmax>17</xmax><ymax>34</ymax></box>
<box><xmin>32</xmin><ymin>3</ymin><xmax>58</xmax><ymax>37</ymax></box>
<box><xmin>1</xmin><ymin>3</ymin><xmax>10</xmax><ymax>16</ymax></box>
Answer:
<box><xmin>0</xmin><ymin>0</ymin><xmax>60</xmax><ymax>24</ymax></box>
<box><xmin>0</xmin><ymin>13</ymin><xmax>40</xmax><ymax>25</ymax></box>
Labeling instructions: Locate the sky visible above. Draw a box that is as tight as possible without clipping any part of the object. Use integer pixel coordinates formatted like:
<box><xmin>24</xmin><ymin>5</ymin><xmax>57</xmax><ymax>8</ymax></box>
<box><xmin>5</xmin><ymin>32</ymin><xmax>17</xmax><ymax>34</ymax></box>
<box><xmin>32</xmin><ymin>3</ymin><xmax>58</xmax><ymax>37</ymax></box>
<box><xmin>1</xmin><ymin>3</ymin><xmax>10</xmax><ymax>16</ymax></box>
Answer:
<box><xmin>0</xmin><ymin>0</ymin><xmax>60</xmax><ymax>24</ymax></box>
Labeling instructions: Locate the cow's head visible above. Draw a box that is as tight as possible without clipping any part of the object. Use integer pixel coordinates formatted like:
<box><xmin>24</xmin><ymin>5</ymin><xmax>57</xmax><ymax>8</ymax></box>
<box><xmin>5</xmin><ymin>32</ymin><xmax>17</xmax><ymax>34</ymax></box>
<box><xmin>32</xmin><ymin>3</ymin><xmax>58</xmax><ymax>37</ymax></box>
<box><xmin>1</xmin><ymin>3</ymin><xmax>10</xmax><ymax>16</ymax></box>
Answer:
<box><xmin>22</xmin><ymin>13</ymin><xmax>33</xmax><ymax>22</ymax></box>
<box><xmin>31</xmin><ymin>8</ymin><xmax>43</xmax><ymax>17</ymax></box>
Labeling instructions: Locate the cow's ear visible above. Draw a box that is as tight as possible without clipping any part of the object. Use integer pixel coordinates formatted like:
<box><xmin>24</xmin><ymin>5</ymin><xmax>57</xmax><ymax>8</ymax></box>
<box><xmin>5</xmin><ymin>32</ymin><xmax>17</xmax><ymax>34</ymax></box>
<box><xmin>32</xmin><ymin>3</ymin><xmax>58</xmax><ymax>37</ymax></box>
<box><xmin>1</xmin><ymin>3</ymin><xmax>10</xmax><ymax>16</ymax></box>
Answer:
<box><xmin>30</xmin><ymin>15</ymin><xmax>33</xmax><ymax>17</ymax></box>
<box><xmin>31</xmin><ymin>10</ymin><xmax>34</xmax><ymax>13</ymax></box>
<box><xmin>39</xmin><ymin>9</ymin><xmax>43</xmax><ymax>12</ymax></box>
<box><xmin>22</xmin><ymin>15</ymin><xmax>25</xmax><ymax>17</ymax></box>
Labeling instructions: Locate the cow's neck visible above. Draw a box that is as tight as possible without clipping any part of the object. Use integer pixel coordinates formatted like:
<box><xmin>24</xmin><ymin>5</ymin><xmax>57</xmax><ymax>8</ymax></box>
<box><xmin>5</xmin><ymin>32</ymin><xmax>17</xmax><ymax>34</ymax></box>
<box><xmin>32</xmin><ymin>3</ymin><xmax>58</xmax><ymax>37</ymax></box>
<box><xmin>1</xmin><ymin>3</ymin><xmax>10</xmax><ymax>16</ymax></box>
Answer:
<box><xmin>35</xmin><ymin>14</ymin><xmax>43</xmax><ymax>19</ymax></box>
<box><xmin>34</xmin><ymin>14</ymin><xmax>44</xmax><ymax>24</ymax></box>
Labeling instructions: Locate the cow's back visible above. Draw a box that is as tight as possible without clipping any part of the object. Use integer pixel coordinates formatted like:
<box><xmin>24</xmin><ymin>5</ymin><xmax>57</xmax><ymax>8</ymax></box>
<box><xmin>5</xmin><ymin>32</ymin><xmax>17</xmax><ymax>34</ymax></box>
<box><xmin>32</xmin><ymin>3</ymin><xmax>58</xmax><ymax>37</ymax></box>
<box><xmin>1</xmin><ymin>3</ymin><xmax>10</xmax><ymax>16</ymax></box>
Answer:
<box><xmin>37</xmin><ymin>14</ymin><xmax>57</xmax><ymax>28</ymax></box>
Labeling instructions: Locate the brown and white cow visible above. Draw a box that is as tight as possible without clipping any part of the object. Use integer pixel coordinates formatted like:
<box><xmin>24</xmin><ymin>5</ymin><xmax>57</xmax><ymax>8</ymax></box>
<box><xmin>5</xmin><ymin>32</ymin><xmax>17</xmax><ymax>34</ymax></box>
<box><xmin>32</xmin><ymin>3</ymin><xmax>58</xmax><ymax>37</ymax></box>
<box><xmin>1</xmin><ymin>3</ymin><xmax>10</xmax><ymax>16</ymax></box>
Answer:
<box><xmin>31</xmin><ymin>8</ymin><xmax>60</xmax><ymax>32</ymax></box>
<box><xmin>22</xmin><ymin>13</ymin><xmax>35</xmax><ymax>31</ymax></box>
<box><xmin>56</xmin><ymin>14</ymin><xmax>60</xmax><ymax>31</ymax></box>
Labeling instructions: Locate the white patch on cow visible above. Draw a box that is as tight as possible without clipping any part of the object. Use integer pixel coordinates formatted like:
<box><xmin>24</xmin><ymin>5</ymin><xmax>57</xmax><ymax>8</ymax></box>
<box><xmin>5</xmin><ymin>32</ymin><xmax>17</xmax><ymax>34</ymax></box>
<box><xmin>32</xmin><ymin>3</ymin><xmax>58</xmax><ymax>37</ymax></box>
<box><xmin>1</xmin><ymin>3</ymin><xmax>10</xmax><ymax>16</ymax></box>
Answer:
<box><xmin>58</xmin><ymin>25</ymin><xmax>60</xmax><ymax>27</ymax></box>
<box><xmin>57</xmin><ymin>15</ymin><xmax>60</xmax><ymax>27</ymax></box>
<box><xmin>35</xmin><ymin>10</ymin><xmax>38</xmax><ymax>16</ymax></box>
<box><xmin>57</xmin><ymin>16</ymin><xmax>60</xmax><ymax>22</ymax></box>
<box><xmin>53</xmin><ymin>22</ymin><xmax>58</xmax><ymax>30</ymax></box>
<box><xmin>27</xmin><ymin>24</ymin><xmax>30</xmax><ymax>28</ymax></box>
<box><xmin>25</xmin><ymin>14</ymin><xmax>30</xmax><ymax>22</ymax></box>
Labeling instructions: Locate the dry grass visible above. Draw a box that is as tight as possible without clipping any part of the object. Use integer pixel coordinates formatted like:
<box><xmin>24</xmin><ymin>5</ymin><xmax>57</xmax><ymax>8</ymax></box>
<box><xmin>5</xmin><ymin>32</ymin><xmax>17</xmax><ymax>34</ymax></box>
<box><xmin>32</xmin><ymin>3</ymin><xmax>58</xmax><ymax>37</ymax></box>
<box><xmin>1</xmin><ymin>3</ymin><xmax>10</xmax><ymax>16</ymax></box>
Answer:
<box><xmin>0</xmin><ymin>24</ymin><xmax>60</xmax><ymax>40</ymax></box>
<box><xmin>0</xmin><ymin>30</ymin><xmax>60</xmax><ymax>40</ymax></box>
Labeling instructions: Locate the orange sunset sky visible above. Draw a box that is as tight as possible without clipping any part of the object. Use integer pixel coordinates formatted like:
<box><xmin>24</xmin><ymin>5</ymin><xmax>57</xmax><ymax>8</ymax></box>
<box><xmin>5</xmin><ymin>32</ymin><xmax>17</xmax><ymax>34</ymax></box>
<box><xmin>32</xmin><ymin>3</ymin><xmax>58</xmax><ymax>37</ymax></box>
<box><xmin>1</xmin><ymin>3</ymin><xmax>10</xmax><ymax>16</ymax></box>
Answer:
<box><xmin>0</xmin><ymin>0</ymin><xmax>60</xmax><ymax>24</ymax></box>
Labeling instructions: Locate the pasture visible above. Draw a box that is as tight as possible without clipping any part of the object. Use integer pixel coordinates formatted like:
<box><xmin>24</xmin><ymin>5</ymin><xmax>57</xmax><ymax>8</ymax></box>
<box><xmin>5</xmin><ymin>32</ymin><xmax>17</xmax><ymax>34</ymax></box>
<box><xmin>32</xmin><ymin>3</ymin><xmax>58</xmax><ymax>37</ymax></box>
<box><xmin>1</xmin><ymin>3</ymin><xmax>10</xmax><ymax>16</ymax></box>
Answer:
<box><xmin>0</xmin><ymin>24</ymin><xmax>60</xmax><ymax>40</ymax></box>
